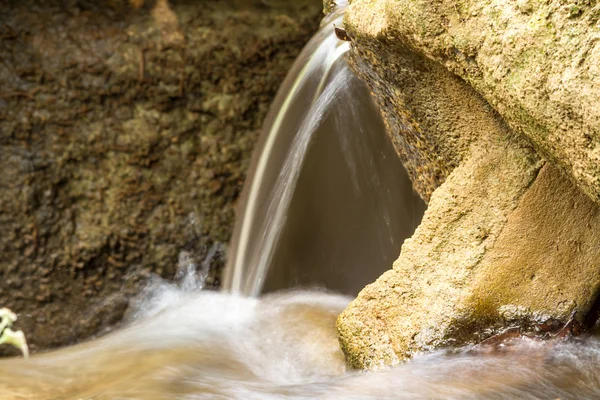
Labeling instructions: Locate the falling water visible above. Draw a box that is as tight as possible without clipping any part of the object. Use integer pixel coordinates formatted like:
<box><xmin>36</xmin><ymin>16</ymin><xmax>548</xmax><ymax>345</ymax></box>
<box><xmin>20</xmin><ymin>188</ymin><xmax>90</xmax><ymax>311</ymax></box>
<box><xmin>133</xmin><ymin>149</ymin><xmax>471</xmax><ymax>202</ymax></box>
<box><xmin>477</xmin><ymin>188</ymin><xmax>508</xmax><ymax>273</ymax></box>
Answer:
<box><xmin>224</xmin><ymin>0</ymin><xmax>425</xmax><ymax>296</ymax></box>
<box><xmin>0</xmin><ymin>1</ymin><xmax>598</xmax><ymax>398</ymax></box>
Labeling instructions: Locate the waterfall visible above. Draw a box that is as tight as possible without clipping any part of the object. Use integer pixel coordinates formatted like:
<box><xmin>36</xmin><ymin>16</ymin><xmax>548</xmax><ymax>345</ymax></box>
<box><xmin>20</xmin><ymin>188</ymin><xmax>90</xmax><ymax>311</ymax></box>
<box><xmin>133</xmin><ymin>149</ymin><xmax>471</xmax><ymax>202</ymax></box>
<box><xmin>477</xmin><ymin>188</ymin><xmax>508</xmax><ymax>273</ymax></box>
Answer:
<box><xmin>223</xmin><ymin>0</ymin><xmax>425</xmax><ymax>297</ymax></box>
<box><xmin>0</xmin><ymin>3</ymin><xmax>597</xmax><ymax>399</ymax></box>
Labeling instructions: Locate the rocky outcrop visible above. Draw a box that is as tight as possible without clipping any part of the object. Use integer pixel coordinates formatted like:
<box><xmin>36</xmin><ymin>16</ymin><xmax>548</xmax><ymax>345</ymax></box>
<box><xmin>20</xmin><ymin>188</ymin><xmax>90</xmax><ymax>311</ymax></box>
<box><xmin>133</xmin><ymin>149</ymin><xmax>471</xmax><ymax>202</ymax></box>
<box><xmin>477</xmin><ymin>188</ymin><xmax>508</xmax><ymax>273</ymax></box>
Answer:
<box><xmin>345</xmin><ymin>0</ymin><xmax>600</xmax><ymax>203</ymax></box>
<box><xmin>0</xmin><ymin>0</ymin><xmax>322</xmax><ymax>354</ymax></box>
<box><xmin>336</xmin><ymin>0</ymin><xmax>600</xmax><ymax>369</ymax></box>
<box><xmin>348</xmin><ymin>39</ymin><xmax>499</xmax><ymax>201</ymax></box>
<box><xmin>338</xmin><ymin>152</ymin><xmax>600</xmax><ymax>369</ymax></box>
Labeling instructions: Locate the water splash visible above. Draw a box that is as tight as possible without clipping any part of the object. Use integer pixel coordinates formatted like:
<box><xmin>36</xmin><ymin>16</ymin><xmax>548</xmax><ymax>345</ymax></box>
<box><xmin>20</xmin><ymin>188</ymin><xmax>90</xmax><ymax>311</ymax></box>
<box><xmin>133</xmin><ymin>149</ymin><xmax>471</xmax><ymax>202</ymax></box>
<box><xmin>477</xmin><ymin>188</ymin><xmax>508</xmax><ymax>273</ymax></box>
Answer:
<box><xmin>0</xmin><ymin>280</ymin><xmax>599</xmax><ymax>399</ymax></box>
<box><xmin>127</xmin><ymin>246</ymin><xmax>223</xmax><ymax>321</ymax></box>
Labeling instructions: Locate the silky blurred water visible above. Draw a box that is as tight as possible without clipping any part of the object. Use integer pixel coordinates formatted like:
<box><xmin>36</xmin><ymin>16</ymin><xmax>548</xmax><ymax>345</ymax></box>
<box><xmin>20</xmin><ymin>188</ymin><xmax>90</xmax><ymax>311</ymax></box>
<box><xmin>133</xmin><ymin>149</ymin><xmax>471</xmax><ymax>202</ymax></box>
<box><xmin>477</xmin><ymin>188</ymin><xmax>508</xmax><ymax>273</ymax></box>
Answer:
<box><xmin>1</xmin><ymin>1</ymin><xmax>597</xmax><ymax>398</ymax></box>
<box><xmin>0</xmin><ymin>269</ymin><xmax>599</xmax><ymax>399</ymax></box>
<box><xmin>223</xmin><ymin>0</ymin><xmax>425</xmax><ymax>298</ymax></box>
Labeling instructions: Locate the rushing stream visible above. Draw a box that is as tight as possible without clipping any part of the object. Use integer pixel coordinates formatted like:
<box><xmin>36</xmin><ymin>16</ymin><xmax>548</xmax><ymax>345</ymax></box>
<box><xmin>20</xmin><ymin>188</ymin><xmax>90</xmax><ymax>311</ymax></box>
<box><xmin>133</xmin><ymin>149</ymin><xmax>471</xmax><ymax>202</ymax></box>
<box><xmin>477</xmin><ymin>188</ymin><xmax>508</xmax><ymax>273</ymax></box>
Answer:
<box><xmin>1</xmin><ymin>271</ymin><xmax>600</xmax><ymax>399</ymax></box>
<box><xmin>1</xmin><ymin>1</ymin><xmax>599</xmax><ymax>399</ymax></box>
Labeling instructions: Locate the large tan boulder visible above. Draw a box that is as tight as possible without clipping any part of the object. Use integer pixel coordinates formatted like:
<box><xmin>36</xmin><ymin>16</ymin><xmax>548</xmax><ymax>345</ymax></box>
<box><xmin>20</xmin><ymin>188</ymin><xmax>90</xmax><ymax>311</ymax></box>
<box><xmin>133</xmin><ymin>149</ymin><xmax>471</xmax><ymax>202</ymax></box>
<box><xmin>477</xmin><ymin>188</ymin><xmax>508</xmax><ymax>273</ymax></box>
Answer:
<box><xmin>345</xmin><ymin>0</ymin><xmax>600</xmax><ymax>203</ymax></box>
<box><xmin>338</xmin><ymin>144</ymin><xmax>600</xmax><ymax>369</ymax></box>
<box><xmin>335</xmin><ymin>0</ymin><xmax>600</xmax><ymax>370</ymax></box>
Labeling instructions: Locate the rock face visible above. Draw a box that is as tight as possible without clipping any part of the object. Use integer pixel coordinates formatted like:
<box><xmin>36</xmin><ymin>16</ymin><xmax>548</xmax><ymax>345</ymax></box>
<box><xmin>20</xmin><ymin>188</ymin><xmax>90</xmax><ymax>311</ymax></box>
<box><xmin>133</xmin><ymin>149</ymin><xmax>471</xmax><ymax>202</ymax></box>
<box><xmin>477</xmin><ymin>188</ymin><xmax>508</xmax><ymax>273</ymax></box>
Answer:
<box><xmin>348</xmin><ymin>40</ymin><xmax>499</xmax><ymax>201</ymax></box>
<box><xmin>339</xmin><ymin>155</ymin><xmax>600</xmax><ymax>369</ymax></box>
<box><xmin>336</xmin><ymin>0</ymin><xmax>600</xmax><ymax>369</ymax></box>
<box><xmin>346</xmin><ymin>0</ymin><xmax>600</xmax><ymax>203</ymax></box>
<box><xmin>0</xmin><ymin>0</ymin><xmax>322</xmax><ymax>354</ymax></box>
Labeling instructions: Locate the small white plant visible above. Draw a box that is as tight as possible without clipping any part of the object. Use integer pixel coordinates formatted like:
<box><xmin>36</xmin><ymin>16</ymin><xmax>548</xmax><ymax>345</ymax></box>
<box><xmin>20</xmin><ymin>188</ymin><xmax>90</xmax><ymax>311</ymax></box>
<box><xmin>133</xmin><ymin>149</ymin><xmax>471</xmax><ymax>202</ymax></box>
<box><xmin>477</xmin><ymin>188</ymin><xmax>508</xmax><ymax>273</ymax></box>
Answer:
<box><xmin>0</xmin><ymin>308</ymin><xmax>28</xmax><ymax>358</ymax></box>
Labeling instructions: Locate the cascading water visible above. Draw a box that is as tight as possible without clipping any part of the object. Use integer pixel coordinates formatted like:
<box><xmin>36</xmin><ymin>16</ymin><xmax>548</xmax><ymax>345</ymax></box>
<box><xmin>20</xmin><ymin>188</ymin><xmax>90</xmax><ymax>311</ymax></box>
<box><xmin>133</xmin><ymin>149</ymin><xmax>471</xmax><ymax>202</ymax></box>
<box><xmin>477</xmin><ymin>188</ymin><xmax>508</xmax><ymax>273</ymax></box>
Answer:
<box><xmin>0</xmin><ymin>2</ymin><xmax>599</xmax><ymax>399</ymax></box>
<box><xmin>224</xmin><ymin>0</ymin><xmax>425</xmax><ymax>297</ymax></box>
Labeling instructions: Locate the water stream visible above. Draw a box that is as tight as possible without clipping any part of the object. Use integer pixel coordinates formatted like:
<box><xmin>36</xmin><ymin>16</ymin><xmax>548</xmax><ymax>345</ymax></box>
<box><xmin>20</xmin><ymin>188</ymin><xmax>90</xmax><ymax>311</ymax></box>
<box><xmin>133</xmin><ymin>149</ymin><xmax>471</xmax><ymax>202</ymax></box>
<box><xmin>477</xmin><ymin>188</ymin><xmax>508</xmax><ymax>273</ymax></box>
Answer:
<box><xmin>223</xmin><ymin>1</ymin><xmax>425</xmax><ymax>296</ymax></box>
<box><xmin>1</xmin><ymin>272</ymin><xmax>600</xmax><ymax>399</ymax></box>
<box><xmin>0</xmin><ymin>1</ymin><xmax>598</xmax><ymax>399</ymax></box>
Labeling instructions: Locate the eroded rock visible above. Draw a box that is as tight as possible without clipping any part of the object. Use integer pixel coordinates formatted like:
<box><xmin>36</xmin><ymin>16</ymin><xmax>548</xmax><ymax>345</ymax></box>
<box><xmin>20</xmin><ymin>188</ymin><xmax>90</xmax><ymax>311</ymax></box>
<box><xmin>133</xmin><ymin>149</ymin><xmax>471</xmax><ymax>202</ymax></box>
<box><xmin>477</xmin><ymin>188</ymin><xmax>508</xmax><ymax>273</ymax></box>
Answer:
<box><xmin>337</xmin><ymin>130</ymin><xmax>539</xmax><ymax>369</ymax></box>
<box><xmin>345</xmin><ymin>0</ymin><xmax>600</xmax><ymax>204</ymax></box>
<box><xmin>337</xmin><ymin>0</ymin><xmax>600</xmax><ymax>370</ymax></box>
<box><xmin>338</xmin><ymin>145</ymin><xmax>600</xmax><ymax>369</ymax></box>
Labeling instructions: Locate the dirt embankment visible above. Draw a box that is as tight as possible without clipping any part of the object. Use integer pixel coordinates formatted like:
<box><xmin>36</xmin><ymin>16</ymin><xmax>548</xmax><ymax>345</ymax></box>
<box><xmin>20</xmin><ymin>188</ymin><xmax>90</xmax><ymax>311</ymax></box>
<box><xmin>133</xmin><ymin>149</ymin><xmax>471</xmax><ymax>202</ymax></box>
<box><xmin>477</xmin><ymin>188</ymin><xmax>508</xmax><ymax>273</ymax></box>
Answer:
<box><xmin>0</xmin><ymin>0</ymin><xmax>321</xmax><ymax>354</ymax></box>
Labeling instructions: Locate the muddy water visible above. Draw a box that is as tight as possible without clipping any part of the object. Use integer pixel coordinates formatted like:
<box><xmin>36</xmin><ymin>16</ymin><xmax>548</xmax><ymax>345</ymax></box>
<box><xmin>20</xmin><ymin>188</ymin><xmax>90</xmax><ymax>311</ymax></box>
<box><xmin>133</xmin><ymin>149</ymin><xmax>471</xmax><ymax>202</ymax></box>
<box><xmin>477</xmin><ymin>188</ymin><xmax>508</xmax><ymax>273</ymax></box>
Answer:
<box><xmin>0</xmin><ymin>273</ymin><xmax>599</xmax><ymax>399</ymax></box>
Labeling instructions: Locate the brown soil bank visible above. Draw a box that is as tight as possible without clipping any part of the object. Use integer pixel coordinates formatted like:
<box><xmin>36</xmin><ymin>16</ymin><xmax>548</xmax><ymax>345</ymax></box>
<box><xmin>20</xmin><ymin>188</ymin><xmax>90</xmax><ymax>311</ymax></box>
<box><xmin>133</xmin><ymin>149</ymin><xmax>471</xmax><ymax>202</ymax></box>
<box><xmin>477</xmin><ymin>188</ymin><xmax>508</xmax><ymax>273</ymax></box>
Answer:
<box><xmin>0</xmin><ymin>0</ymin><xmax>321</xmax><ymax>354</ymax></box>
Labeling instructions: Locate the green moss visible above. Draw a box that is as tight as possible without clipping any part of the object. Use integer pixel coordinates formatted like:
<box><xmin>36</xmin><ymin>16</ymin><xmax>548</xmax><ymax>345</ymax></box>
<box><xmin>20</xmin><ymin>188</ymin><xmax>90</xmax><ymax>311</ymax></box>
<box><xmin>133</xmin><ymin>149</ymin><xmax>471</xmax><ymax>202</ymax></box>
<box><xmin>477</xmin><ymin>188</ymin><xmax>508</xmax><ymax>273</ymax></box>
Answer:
<box><xmin>570</xmin><ymin>4</ymin><xmax>583</xmax><ymax>17</ymax></box>
<box><xmin>510</xmin><ymin>104</ymin><xmax>551</xmax><ymax>141</ymax></box>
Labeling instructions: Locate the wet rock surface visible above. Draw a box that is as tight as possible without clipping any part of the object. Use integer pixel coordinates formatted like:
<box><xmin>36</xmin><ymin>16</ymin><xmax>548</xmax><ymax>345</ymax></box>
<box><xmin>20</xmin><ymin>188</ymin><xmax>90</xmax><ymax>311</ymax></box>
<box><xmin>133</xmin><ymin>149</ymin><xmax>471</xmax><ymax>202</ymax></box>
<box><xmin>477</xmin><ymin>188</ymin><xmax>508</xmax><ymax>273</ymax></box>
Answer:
<box><xmin>0</xmin><ymin>0</ymin><xmax>321</xmax><ymax>354</ymax></box>
<box><xmin>338</xmin><ymin>126</ymin><xmax>600</xmax><ymax>370</ymax></box>
<box><xmin>337</xmin><ymin>130</ymin><xmax>541</xmax><ymax>369</ymax></box>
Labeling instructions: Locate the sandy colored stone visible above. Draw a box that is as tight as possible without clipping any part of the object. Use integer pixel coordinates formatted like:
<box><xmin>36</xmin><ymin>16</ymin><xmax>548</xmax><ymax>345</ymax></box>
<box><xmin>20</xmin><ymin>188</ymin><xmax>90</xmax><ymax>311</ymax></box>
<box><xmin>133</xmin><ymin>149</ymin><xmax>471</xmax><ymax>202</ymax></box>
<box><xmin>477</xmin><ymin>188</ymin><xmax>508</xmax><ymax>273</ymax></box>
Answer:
<box><xmin>338</xmin><ymin>136</ymin><xmax>600</xmax><ymax>369</ymax></box>
<box><xmin>337</xmin><ymin>131</ymin><xmax>540</xmax><ymax>369</ymax></box>
<box><xmin>469</xmin><ymin>163</ymin><xmax>600</xmax><ymax>322</ymax></box>
<box><xmin>348</xmin><ymin>42</ymin><xmax>502</xmax><ymax>201</ymax></box>
<box><xmin>345</xmin><ymin>0</ymin><xmax>600</xmax><ymax>205</ymax></box>
<box><xmin>336</xmin><ymin>0</ymin><xmax>600</xmax><ymax>370</ymax></box>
